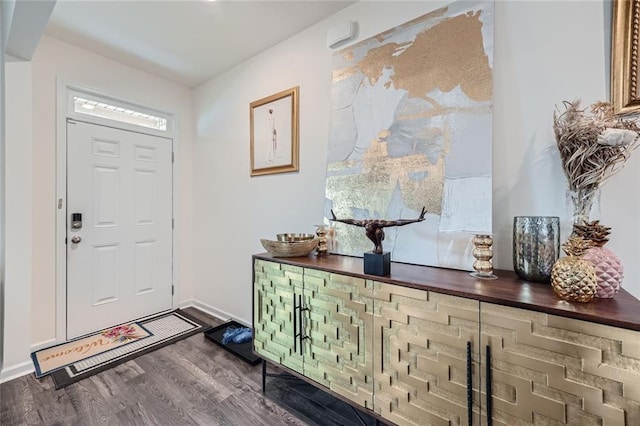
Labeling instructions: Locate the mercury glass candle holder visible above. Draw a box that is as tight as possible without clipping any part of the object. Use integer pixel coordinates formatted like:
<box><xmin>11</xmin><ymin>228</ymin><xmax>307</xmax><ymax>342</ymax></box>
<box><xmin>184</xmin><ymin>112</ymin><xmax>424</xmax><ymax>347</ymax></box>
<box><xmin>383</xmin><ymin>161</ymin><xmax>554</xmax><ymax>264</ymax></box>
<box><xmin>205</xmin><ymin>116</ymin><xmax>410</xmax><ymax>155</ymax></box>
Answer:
<box><xmin>513</xmin><ymin>216</ymin><xmax>560</xmax><ymax>283</ymax></box>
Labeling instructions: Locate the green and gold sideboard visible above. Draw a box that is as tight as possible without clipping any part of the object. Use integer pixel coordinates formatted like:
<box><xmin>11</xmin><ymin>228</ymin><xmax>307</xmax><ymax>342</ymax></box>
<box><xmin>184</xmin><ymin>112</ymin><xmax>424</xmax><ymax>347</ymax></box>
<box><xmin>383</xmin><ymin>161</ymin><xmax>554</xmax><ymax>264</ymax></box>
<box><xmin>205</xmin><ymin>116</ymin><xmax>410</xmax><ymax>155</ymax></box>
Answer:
<box><xmin>253</xmin><ymin>253</ymin><xmax>640</xmax><ymax>425</ymax></box>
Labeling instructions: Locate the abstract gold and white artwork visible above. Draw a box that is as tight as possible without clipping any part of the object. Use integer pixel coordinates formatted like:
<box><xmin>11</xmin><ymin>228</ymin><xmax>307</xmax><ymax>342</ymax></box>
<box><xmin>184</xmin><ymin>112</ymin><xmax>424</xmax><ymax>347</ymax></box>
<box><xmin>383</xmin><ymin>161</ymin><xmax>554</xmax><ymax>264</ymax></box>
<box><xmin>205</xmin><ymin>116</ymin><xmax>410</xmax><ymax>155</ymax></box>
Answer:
<box><xmin>325</xmin><ymin>0</ymin><xmax>493</xmax><ymax>269</ymax></box>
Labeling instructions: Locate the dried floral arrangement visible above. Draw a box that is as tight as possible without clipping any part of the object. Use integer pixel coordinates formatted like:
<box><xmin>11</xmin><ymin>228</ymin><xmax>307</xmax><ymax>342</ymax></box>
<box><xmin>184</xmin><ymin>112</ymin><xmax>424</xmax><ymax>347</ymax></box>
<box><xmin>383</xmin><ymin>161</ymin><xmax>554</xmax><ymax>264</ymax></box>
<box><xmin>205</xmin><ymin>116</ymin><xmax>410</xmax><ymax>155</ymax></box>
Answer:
<box><xmin>553</xmin><ymin>100</ymin><xmax>640</xmax><ymax>192</ymax></box>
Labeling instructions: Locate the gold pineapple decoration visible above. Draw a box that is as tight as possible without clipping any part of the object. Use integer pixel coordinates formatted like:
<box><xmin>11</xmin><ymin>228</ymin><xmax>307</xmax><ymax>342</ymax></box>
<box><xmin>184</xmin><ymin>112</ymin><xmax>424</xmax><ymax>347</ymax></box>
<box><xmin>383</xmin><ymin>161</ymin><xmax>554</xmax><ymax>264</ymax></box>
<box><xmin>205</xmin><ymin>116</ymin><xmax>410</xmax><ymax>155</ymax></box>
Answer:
<box><xmin>551</xmin><ymin>236</ymin><xmax>597</xmax><ymax>302</ymax></box>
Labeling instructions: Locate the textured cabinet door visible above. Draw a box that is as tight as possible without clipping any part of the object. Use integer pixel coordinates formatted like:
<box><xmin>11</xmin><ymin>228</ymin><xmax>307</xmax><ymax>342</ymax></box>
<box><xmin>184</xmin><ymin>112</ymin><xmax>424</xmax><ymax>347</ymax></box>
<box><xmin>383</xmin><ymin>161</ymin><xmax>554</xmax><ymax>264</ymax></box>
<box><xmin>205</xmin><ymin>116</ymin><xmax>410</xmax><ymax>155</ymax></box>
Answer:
<box><xmin>302</xmin><ymin>268</ymin><xmax>374</xmax><ymax>409</ymax></box>
<box><xmin>253</xmin><ymin>259</ymin><xmax>304</xmax><ymax>373</ymax></box>
<box><xmin>373</xmin><ymin>282</ymin><xmax>481</xmax><ymax>426</ymax></box>
<box><xmin>480</xmin><ymin>302</ymin><xmax>640</xmax><ymax>425</ymax></box>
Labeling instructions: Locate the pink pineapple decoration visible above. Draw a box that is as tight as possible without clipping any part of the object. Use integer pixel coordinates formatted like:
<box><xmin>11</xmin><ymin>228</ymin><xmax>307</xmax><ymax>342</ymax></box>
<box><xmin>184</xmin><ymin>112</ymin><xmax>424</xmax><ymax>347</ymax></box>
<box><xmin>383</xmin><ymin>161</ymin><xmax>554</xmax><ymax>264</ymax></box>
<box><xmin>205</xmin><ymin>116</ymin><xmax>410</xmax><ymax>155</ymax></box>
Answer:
<box><xmin>573</xmin><ymin>221</ymin><xmax>623</xmax><ymax>298</ymax></box>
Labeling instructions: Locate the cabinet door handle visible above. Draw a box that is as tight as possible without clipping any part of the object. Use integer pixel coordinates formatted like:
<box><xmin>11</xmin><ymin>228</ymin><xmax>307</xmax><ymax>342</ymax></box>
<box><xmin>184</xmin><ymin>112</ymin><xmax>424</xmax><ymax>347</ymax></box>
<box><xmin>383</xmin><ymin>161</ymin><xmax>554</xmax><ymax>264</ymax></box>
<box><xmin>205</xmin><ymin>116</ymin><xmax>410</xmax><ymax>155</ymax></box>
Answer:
<box><xmin>467</xmin><ymin>341</ymin><xmax>473</xmax><ymax>426</ymax></box>
<box><xmin>298</xmin><ymin>294</ymin><xmax>304</xmax><ymax>355</ymax></box>
<box><xmin>486</xmin><ymin>344</ymin><xmax>493</xmax><ymax>426</ymax></box>
<box><xmin>257</xmin><ymin>291</ymin><xmax>263</xmax><ymax>326</ymax></box>
<box><xmin>293</xmin><ymin>293</ymin><xmax>309</xmax><ymax>356</ymax></box>
<box><xmin>293</xmin><ymin>292</ymin><xmax>298</xmax><ymax>354</ymax></box>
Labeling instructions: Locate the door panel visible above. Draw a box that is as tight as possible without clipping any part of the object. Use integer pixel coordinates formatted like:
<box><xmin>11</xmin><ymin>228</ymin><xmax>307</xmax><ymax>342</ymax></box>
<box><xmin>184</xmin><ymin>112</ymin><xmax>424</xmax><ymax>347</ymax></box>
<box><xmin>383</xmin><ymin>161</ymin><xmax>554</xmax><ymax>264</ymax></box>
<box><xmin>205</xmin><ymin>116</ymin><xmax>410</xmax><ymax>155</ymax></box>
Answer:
<box><xmin>67</xmin><ymin>120</ymin><xmax>172</xmax><ymax>339</ymax></box>
<box><xmin>302</xmin><ymin>268</ymin><xmax>373</xmax><ymax>409</ymax></box>
<box><xmin>373</xmin><ymin>283</ymin><xmax>481</xmax><ymax>426</ymax></box>
<box><xmin>92</xmin><ymin>243</ymin><xmax>119</xmax><ymax>305</ymax></box>
<box><xmin>93</xmin><ymin>166</ymin><xmax>119</xmax><ymax>226</ymax></box>
<box><xmin>134</xmin><ymin>169</ymin><xmax>156</xmax><ymax>224</ymax></box>
<box><xmin>253</xmin><ymin>259</ymin><xmax>305</xmax><ymax>372</ymax></box>
<box><xmin>479</xmin><ymin>302</ymin><xmax>640</xmax><ymax>426</ymax></box>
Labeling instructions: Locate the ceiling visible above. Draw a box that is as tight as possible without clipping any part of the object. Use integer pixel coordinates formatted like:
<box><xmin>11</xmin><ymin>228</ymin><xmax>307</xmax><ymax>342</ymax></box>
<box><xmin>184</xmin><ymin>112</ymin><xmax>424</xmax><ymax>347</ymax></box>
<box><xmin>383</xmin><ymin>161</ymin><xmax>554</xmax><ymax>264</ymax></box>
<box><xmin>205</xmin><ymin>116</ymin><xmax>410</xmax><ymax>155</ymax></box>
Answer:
<box><xmin>44</xmin><ymin>0</ymin><xmax>356</xmax><ymax>88</ymax></box>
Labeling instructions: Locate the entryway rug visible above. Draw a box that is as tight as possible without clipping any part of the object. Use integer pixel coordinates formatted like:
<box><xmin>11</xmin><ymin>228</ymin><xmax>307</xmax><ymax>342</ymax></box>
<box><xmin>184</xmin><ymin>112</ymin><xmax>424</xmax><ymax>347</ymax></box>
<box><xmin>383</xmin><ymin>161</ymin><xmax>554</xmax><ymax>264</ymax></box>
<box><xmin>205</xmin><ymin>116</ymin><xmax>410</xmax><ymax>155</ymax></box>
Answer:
<box><xmin>31</xmin><ymin>310</ymin><xmax>209</xmax><ymax>389</ymax></box>
<box><xmin>32</xmin><ymin>322</ymin><xmax>153</xmax><ymax>377</ymax></box>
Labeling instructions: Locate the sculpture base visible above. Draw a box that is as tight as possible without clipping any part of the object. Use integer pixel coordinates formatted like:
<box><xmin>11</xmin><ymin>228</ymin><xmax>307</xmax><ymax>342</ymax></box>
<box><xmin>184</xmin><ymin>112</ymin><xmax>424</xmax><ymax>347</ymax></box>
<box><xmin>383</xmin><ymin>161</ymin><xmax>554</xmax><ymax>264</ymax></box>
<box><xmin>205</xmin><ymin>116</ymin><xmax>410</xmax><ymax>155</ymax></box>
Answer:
<box><xmin>364</xmin><ymin>251</ymin><xmax>390</xmax><ymax>276</ymax></box>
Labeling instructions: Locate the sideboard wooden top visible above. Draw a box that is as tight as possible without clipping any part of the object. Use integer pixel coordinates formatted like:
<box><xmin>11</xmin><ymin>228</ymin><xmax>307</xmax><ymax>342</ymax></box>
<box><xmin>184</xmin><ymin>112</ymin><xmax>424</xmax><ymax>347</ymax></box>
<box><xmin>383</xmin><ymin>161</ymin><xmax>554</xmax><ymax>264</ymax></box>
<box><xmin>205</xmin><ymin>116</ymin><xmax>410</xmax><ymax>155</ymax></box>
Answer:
<box><xmin>254</xmin><ymin>252</ymin><xmax>640</xmax><ymax>331</ymax></box>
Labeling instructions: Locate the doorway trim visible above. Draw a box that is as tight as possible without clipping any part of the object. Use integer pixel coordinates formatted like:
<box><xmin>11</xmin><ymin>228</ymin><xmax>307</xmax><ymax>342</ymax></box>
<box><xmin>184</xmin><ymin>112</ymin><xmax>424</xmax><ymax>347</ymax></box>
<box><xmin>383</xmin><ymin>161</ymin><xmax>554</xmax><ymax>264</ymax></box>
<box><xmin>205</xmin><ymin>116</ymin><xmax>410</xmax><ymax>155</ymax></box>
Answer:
<box><xmin>54</xmin><ymin>80</ymin><xmax>177</xmax><ymax>345</ymax></box>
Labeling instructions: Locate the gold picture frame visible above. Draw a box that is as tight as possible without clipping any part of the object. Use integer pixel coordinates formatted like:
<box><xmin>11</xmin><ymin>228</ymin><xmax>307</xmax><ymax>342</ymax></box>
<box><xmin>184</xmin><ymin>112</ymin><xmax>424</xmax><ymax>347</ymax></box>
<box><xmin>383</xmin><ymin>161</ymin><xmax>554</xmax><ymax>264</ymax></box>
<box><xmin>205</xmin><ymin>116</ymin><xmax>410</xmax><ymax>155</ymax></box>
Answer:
<box><xmin>250</xmin><ymin>86</ymin><xmax>299</xmax><ymax>176</ymax></box>
<box><xmin>611</xmin><ymin>0</ymin><xmax>640</xmax><ymax>114</ymax></box>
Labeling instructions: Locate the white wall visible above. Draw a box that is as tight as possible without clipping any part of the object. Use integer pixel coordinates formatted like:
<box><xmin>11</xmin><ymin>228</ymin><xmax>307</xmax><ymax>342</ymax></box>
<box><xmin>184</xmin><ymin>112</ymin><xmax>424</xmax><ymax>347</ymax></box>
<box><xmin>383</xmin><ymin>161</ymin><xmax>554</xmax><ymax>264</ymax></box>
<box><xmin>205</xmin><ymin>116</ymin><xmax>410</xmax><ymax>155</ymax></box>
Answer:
<box><xmin>1</xmin><ymin>61</ymin><xmax>33</xmax><ymax>381</ymax></box>
<box><xmin>193</xmin><ymin>0</ymin><xmax>638</xmax><ymax>326</ymax></box>
<box><xmin>29</xmin><ymin>36</ymin><xmax>195</xmax><ymax>347</ymax></box>
<box><xmin>0</xmin><ymin>0</ymin><xmax>8</xmax><ymax>374</ymax></box>
<box><xmin>1</xmin><ymin>0</ymin><xmax>56</xmax><ymax>380</ymax></box>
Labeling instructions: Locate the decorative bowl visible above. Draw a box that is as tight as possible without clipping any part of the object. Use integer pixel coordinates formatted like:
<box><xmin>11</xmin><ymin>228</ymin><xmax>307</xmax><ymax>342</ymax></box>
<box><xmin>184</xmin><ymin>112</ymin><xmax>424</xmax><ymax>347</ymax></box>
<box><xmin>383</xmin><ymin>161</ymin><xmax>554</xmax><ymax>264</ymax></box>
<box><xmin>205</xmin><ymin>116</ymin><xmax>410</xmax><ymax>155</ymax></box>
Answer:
<box><xmin>276</xmin><ymin>233</ymin><xmax>316</xmax><ymax>242</ymax></box>
<box><xmin>260</xmin><ymin>238</ymin><xmax>319</xmax><ymax>258</ymax></box>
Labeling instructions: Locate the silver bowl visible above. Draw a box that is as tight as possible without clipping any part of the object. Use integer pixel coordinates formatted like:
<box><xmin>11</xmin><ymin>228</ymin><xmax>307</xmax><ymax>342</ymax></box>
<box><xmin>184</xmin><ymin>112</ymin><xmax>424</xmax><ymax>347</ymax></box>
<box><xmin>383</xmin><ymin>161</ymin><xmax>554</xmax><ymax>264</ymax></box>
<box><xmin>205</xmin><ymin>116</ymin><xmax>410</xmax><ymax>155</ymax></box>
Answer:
<box><xmin>276</xmin><ymin>233</ymin><xmax>315</xmax><ymax>242</ymax></box>
<box><xmin>261</xmin><ymin>238</ymin><xmax>319</xmax><ymax>257</ymax></box>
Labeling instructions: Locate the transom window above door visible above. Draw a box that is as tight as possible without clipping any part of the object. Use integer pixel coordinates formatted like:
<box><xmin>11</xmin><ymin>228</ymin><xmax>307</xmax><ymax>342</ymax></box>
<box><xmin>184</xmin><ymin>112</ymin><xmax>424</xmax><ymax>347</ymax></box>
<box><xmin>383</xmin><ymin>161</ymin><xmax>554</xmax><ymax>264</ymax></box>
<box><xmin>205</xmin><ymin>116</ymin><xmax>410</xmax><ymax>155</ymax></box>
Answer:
<box><xmin>68</xmin><ymin>88</ymin><xmax>172</xmax><ymax>133</ymax></box>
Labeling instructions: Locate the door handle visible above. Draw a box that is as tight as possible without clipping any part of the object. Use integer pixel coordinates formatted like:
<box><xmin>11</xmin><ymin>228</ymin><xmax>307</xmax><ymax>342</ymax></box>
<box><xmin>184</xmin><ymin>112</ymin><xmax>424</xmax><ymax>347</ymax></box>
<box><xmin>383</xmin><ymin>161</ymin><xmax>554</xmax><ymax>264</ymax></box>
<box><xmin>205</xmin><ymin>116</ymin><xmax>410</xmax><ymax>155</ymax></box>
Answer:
<box><xmin>293</xmin><ymin>292</ymin><xmax>298</xmax><ymax>354</ymax></box>
<box><xmin>467</xmin><ymin>341</ymin><xmax>473</xmax><ymax>426</ymax></box>
<box><xmin>298</xmin><ymin>294</ymin><xmax>309</xmax><ymax>355</ymax></box>
<box><xmin>293</xmin><ymin>293</ymin><xmax>309</xmax><ymax>356</ymax></box>
<box><xmin>486</xmin><ymin>344</ymin><xmax>493</xmax><ymax>426</ymax></box>
<box><xmin>71</xmin><ymin>236</ymin><xmax>82</xmax><ymax>244</ymax></box>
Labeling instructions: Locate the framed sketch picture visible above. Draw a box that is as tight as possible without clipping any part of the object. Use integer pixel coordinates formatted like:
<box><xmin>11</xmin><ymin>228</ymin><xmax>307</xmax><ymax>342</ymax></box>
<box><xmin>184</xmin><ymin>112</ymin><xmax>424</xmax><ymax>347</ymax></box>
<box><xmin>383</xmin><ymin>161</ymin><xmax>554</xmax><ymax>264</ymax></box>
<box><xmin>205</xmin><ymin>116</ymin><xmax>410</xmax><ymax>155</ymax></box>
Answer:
<box><xmin>250</xmin><ymin>86</ymin><xmax>299</xmax><ymax>176</ymax></box>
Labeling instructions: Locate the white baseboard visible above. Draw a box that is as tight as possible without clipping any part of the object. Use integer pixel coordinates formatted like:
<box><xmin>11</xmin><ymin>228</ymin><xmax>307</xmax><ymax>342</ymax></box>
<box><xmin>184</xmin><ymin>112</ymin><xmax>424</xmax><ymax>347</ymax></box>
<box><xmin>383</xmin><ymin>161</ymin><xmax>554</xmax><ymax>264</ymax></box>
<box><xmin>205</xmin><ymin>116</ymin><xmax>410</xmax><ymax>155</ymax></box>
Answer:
<box><xmin>180</xmin><ymin>299</ymin><xmax>251</xmax><ymax>327</ymax></box>
<box><xmin>0</xmin><ymin>360</ymin><xmax>34</xmax><ymax>384</ymax></box>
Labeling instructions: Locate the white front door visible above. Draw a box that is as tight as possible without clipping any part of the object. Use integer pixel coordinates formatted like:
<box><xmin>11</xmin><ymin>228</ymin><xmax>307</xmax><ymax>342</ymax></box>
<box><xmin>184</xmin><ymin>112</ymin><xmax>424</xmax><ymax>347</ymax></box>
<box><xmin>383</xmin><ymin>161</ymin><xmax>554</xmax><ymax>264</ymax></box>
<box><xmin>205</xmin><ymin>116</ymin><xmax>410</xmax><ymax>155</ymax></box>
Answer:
<box><xmin>66</xmin><ymin>120</ymin><xmax>173</xmax><ymax>339</ymax></box>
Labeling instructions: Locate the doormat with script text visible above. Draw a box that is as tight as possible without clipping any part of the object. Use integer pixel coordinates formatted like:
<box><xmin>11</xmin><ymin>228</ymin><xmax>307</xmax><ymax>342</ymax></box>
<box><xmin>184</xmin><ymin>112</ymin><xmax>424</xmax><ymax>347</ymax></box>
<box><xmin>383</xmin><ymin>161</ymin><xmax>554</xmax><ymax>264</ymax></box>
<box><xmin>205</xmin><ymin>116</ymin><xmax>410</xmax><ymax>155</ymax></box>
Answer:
<box><xmin>31</xmin><ymin>310</ymin><xmax>209</xmax><ymax>389</ymax></box>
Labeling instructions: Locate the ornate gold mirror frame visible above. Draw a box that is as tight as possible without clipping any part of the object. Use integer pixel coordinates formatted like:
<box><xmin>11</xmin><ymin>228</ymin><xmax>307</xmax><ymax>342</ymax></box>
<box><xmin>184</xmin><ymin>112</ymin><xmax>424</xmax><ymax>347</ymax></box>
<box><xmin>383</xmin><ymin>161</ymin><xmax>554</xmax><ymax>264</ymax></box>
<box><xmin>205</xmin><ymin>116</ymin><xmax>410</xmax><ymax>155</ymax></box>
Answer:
<box><xmin>612</xmin><ymin>0</ymin><xmax>640</xmax><ymax>114</ymax></box>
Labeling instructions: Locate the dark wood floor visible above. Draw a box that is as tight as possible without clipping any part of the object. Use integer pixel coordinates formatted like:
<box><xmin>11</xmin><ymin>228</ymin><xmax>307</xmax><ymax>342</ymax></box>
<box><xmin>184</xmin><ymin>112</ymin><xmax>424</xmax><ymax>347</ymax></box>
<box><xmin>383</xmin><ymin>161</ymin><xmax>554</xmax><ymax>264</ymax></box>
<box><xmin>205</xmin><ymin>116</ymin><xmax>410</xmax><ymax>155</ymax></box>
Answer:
<box><xmin>0</xmin><ymin>308</ymin><xmax>383</xmax><ymax>426</ymax></box>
